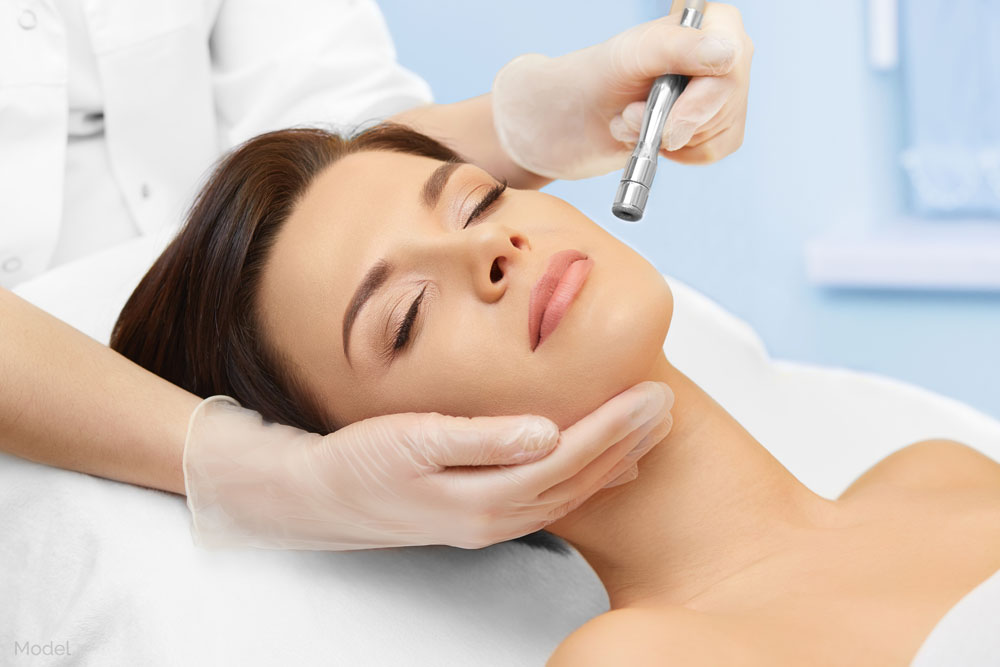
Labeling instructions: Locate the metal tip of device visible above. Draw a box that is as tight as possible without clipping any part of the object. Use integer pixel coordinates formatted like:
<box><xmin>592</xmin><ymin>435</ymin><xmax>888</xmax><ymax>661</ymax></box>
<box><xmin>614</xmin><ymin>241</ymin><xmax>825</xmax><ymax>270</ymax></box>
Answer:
<box><xmin>612</xmin><ymin>204</ymin><xmax>643</xmax><ymax>222</ymax></box>
<box><xmin>612</xmin><ymin>180</ymin><xmax>649</xmax><ymax>222</ymax></box>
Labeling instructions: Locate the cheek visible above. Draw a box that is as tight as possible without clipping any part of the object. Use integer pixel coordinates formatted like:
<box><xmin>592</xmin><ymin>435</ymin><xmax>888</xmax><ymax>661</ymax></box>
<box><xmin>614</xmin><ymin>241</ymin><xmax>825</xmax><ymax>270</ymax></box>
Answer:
<box><xmin>339</xmin><ymin>318</ymin><xmax>519</xmax><ymax>422</ymax></box>
<box><xmin>524</xmin><ymin>263</ymin><xmax>673</xmax><ymax>429</ymax></box>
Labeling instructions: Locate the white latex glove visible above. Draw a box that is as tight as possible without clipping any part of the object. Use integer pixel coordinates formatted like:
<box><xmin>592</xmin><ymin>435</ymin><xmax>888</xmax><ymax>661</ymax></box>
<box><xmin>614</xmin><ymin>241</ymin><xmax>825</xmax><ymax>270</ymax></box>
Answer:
<box><xmin>183</xmin><ymin>381</ymin><xmax>674</xmax><ymax>550</ymax></box>
<box><xmin>491</xmin><ymin>2</ymin><xmax>753</xmax><ymax>180</ymax></box>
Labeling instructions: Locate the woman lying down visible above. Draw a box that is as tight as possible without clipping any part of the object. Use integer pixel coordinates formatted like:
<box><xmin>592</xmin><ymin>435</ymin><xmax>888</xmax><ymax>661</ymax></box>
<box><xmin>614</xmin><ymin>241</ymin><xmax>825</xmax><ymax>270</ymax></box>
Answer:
<box><xmin>111</xmin><ymin>123</ymin><xmax>1000</xmax><ymax>665</ymax></box>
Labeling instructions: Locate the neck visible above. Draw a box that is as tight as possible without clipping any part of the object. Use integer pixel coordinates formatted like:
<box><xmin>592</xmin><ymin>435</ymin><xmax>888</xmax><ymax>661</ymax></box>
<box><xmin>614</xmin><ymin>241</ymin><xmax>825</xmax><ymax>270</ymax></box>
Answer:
<box><xmin>546</xmin><ymin>353</ymin><xmax>839</xmax><ymax>609</ymax></box>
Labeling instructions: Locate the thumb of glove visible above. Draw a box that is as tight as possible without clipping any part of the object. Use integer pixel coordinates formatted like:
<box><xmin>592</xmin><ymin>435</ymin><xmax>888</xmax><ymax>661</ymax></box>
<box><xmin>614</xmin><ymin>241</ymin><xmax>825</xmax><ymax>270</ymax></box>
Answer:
<box><xmin>415</xmin><ymin>413</ymin><xmax>560</xmax><ymax>468</ymax></box>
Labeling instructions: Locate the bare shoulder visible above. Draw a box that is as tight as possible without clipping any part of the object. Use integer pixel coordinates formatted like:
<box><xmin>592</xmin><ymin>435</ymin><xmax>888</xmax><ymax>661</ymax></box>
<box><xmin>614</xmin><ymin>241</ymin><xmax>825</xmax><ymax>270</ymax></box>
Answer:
<box><xmin>840</xmin><ymin>439</ymin><xmax>1000</xmax><ymax>500</ymax></box>
<box><xmin>547</xmin><ymin>607</ymin><xmax>753</xmax><ymax>667</ymax></box>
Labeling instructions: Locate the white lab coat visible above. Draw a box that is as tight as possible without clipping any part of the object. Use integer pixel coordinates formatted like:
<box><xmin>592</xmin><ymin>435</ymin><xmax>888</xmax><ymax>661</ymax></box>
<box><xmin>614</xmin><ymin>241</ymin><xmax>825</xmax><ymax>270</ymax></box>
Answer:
<box><xmin>0</xmin><ymin>0</ymin><xmax>432</xmax><ymax>288</ymax></box>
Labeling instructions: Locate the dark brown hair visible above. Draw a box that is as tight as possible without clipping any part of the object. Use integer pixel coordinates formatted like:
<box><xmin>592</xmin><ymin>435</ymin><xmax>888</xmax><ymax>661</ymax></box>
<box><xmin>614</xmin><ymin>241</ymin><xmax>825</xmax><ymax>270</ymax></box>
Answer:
<box><xmin>111</xmin><ymin>124</ymin><xmax>458</xmax><ymax>434</ymax></box>
<box><xmin>111</xmin><ymin>123</ymin><xmax>569</xmax><ymax>556</ymax></box>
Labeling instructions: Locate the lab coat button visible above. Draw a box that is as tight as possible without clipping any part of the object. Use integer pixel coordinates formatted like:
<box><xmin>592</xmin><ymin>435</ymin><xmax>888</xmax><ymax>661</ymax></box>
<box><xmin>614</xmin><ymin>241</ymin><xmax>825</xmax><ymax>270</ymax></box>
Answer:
<box><xmin>18</xmin><ymin>9</ymin><xmax>37</xmax><ymax>30</ymax></box>
<box><xmin>2</xmin><ymin>257</ymin><xmax>23</xmax><ymax>273</ymax></box>
<box><xmin>140</xmin><ymin>183</ymin><xmax>151</xmax><ymax>199</ymax></box>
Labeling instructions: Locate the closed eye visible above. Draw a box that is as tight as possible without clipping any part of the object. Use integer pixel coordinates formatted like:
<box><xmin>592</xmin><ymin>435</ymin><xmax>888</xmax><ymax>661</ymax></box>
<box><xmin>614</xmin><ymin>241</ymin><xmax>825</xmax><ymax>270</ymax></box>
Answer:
<box><xmin>463</xmin><ymin>180</ymin><xmax>507</xmax><ymax>228</ymax></box>
<box><xmin>380</xmin><ymin>284</ymin><xmax>427</xmax><ymax>364</ymax></box>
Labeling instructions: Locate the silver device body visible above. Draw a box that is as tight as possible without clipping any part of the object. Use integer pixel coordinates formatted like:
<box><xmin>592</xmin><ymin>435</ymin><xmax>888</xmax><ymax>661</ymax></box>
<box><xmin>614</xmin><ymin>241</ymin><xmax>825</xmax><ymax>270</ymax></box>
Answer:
<box><xmin>612</xmin><ymin>1</ymin><xmax>705</xmax><ymax>222</ymax></box>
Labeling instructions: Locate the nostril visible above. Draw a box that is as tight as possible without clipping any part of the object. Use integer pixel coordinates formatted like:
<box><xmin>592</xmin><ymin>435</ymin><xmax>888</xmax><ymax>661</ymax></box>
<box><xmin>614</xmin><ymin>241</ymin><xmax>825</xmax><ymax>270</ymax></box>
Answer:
<box><xmin>490</xmin><ymin>258</ymin><xmax>504</xmax><ymax>283</ymax></box>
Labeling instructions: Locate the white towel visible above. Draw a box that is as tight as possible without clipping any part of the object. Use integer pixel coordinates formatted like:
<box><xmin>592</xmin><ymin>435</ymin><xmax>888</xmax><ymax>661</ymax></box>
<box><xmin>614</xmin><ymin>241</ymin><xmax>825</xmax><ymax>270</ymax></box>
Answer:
<box><xmin>911</xmin><ymin>568</ymin><xmax>1000</xmax><ymax>667</ymax></box>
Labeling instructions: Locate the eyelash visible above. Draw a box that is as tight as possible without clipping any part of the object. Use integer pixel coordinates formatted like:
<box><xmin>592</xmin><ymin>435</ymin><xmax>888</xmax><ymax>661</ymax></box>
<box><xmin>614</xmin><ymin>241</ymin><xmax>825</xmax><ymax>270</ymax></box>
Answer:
<box><xmin>386</xmin><ymin>284</ymin><xmax>427</xmax><ymax>358</ymax></box>
<box><xmin>462</xmin><ymin>181</ymin><xmax>507</xmax><ymax>229</ymax></box>
<box><xmin>381</xmin><ymin>180</ymin><xmax>508</xmax><ymax>363</ymax></box>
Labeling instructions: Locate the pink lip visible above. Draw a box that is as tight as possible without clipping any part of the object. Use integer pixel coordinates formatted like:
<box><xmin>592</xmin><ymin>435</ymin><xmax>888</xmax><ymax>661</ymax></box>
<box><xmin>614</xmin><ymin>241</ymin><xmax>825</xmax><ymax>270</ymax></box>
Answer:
<box><xmin>528</xmin><ymin>249</ymin><xmax>594</xmax><ymax>351</ymax></box>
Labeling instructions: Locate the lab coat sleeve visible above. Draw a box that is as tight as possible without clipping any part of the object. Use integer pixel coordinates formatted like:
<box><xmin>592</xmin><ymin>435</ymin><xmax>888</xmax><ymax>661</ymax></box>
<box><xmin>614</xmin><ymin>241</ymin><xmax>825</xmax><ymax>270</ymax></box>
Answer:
<box><xmin>209</xmin><ymin>0</ymin><xmax>434</xmax><ymax>149</ymax></box>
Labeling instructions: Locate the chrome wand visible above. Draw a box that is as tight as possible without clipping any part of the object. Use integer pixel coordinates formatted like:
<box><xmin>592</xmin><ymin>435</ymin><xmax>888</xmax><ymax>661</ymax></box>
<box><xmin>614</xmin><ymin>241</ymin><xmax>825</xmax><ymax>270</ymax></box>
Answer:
<box><xmin>612</xmin><ymin>0</ymin><xmax>706</xmax><ymax>222</ymax></box>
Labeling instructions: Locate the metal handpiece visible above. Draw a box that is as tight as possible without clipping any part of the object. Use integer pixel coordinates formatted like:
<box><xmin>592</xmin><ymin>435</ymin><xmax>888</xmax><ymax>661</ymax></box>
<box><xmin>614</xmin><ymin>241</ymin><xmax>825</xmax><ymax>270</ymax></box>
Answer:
<box><xmin>612</xmin><ymin>0</ymin><xmax>706</xmax><ymax>222</ymax></box>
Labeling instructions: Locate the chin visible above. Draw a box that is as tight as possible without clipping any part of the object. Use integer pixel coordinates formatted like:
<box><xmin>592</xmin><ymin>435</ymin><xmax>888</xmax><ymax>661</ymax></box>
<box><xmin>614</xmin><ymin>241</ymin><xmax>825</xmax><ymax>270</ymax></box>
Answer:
<box><xmin>541</xmin><ymin>262</ymin><xmax>673</xmax><ymax>430</ymax></box>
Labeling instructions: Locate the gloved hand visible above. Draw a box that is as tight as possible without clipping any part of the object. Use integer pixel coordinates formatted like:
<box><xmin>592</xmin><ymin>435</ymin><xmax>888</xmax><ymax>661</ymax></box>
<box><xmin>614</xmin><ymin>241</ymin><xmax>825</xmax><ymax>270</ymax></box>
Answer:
<box><xmin>491</xmin><ymin>2</ymin><xmax>753</xmax><ymax>180</ymax></box>
<box><xmin>183</xmin><ymin>381</ymin><xmax>674</xmax><ymax>550</ymax></box>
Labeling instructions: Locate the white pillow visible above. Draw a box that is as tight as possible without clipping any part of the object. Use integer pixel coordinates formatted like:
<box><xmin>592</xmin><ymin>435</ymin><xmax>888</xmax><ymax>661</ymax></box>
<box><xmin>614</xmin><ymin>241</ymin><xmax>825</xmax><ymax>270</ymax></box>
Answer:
<box><xmin>4</xmin><ymin>231</ymin><xmax>999</xmax><ymax>666</ymax></box>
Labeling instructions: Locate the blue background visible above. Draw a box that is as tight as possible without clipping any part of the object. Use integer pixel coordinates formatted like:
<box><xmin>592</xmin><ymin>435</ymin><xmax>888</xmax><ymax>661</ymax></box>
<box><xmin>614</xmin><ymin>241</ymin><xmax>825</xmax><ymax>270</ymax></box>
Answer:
<box><xmin>378</xmin><ymin>1</ymin><xmax>1000</xmax><ymax>420</ymax></box>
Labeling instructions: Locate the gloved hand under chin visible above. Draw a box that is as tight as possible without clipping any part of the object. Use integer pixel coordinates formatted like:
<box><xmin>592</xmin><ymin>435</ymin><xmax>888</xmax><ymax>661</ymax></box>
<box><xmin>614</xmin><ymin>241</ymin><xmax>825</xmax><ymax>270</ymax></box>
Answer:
<box><xmin>182</xmin><ymin>381</ymin><xmax>673</xmax><ymax>551</ymax></box>
<box><xmin>491</xmin><ymin>2</ymin><xmax>752</xmax><ymax>180</ymax></box>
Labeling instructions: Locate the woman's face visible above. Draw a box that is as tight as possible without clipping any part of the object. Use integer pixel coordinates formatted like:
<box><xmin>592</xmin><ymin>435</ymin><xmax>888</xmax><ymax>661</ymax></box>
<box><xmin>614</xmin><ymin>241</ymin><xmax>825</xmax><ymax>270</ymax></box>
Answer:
<box><xmin>259</xmin><ymin>150</ymin><xmax>673</xmax><ymax>430</ymax></box>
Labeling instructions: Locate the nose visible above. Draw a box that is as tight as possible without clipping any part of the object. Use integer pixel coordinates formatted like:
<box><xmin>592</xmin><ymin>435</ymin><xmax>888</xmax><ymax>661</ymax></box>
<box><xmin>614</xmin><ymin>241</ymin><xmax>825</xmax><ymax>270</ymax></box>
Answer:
<box><xmin>428</xmin><ymin>224</ymin><xmax>528</xmax><ymax>302</ymax></box>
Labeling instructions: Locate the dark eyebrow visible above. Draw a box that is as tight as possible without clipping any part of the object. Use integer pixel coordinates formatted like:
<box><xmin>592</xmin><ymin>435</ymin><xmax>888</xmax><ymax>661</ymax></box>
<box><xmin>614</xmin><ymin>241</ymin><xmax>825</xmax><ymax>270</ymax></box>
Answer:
<box><xmin>422</xmin><ymin>161</ymin><xmax>462</xmax><ymax>209</ymax></box>
<box><xmin>342</xmin><ymin>258</ymin><xmax>394</xmax><ymax>367</ymax></box>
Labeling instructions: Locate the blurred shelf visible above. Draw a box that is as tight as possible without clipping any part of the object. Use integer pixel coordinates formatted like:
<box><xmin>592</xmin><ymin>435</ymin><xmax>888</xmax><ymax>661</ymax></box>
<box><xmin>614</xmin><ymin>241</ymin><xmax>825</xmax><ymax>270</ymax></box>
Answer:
<box><xmin>868</xmin><ymin>0</ymin><xmax>898</xmax><ymax>70</ymax></box>
<box><xmin>805</xmin><ymin>218</ymin><xmax>1000</xmax><ymax>290</ymax></box>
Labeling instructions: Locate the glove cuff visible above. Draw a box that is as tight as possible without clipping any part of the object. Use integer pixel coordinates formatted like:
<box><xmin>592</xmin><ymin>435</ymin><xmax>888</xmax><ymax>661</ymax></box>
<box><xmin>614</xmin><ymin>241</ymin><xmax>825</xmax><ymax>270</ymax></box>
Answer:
<box><xmin>182</xmin><ymin>395</ymin><xmax>319</xmax><ymax>549</ymax></box>
<box><xmin>492</xmin><ymin>53</ymin><xmax>575</xmax><ymax>181</ymax></box>
<box><xmin>183</xmin><ymin>395</ymin><xmax>242</xmax><ymax>547</ymax></box>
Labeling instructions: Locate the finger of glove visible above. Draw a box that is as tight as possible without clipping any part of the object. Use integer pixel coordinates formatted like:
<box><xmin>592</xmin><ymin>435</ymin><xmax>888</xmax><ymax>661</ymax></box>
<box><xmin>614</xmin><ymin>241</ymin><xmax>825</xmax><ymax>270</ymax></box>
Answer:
<box><xmin>535</xmin><ymin>393</ymin><xmax>670</xmax><ymax>505</ymax></box>
<box><xmin>628</xmin><ymin>407</ymin><xmax>674</xmax><ymax>460</ymax></box>
<box><xmin>439</xmin><ymin>380</ymin><xmax>671</xmax><ymax>506</ymax></box>
<box><xmin>615</xmin><ymin>81</ymin><xmax>729</xmax><ymax>152</ymax></box>
<box><xmin>609</xmin><ymin>113</ymin><xmax>640</xmax><ymax>145</ymax></box>
<box><xmin>612</xmin><ymin>74</ymin><xmax>731</xmax><ymax>149</ymax></box>
<box><xmin>596</xmin><ymin>409</ymin><xmax>673</xmax><ymax>491</ymax></box>
<box><xmin>662</xmin><ymin>76</ymin><xmax>733</xmax><ymax>151</ymax></box>
<box><xmin>434</xmin><ymin>471</ymin><xmax>571</xmax><ymax>549</ymax></box>
<box><xmin>611</xmin><ymin>18</ymin><xmax>737</xmax><ymax>81</ymax></box>
<box><xmin>450</xmin><ymin>509</ymin><xmax>555</xmax><ymax>550</ymax></box>
<box><xmin>659</xmin><ymin>118</ymin><xmax>745</xmax><ymax>165</ymax></box>
<box><xmin>435</xmin><ymin>409</ymin><xmax>658</xmax><ymax>542</ymax></box>
<box><xmin>608</xmin><ymin>100</ymin><xmax>649</xmax><ymax>145</ymax></box>
<box><xmin>459</xmin><ymin>405</ymin><xmax>656</xmax><ymax>542</ymax></box>
<box><xmin>411</xmin><ymin>412</ymin><xmax>560</xmax><ymax>469</ymax></box>
<box><xmin>548</xmin><ymin>452</ymin><xmax>642</xmax><ymax>520</ymax></box>
<box><xmin>555</xmin><ymin>432</ymin><xmax>654</xmax><ymax>516</ymax></box>
<box><xmin>603</xmin><ymin>463</ymin><xmax>639</xmax><ymax>489</ymax></box>
<box><xmin>515</xmin><ymin>381</ymin><xmax>671</xmax><ymax>494</ymax></box>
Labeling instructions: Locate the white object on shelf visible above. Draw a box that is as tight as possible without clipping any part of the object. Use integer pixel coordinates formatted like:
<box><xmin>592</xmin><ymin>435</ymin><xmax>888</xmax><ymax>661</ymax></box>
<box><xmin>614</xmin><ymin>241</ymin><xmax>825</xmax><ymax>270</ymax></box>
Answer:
<box><xmin>869</xmin><ymin>0</ymin><xmax>898</xmax><ymax>70</ymax></box>
<box><xmin>805</xmin><ymin>218</ymin><xmax>1000</xmax><ymax>290</ymax></box>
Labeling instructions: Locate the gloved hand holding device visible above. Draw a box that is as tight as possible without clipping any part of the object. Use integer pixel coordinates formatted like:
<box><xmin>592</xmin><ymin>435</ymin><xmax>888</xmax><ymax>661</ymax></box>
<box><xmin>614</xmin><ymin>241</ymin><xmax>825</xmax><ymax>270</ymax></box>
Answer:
<box><xmin>184</xmin><ymin>381</ymin><xmax>673</xmax><ymax>550</ymax></box>
<box><xmin>492</xmin><ymin>2</ymin><xmax>753</xmax><ymax>180</ymax></box>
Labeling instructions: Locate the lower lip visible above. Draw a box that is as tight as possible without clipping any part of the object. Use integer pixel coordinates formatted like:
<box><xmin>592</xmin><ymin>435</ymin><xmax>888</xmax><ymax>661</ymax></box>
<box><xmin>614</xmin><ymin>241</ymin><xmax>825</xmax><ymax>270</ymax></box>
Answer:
<box><xmin>537</xmin><ymin>258</ymin><xmax>594</xmax><ymax>349</ymax></box>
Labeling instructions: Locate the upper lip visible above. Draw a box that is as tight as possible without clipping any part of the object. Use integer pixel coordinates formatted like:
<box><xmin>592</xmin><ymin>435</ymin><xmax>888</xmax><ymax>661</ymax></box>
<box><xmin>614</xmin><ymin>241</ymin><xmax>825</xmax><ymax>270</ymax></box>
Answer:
<box><xmin>528</xmin><ymin>249</ymin><xmax>589</xmax><ymax>351</ymax></box>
